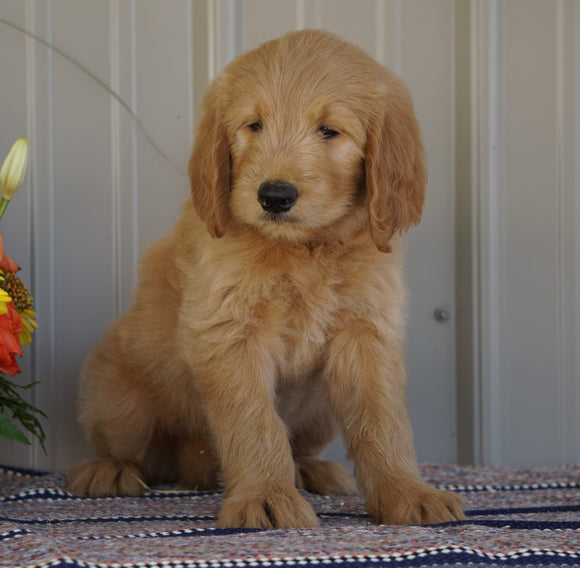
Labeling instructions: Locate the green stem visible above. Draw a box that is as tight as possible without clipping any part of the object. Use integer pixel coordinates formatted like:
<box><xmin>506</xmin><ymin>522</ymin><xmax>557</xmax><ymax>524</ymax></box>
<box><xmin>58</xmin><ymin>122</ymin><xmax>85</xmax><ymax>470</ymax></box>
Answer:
<box><xmin>0</xmin><ymin>198</ymin><xmax>9</xmax><ymax>223</ymax></box>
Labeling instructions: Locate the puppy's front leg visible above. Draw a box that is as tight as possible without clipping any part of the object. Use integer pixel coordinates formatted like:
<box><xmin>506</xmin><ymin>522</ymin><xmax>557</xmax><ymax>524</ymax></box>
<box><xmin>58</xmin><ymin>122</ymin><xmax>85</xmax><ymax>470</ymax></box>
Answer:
<box><xmin>185</xmin><ymin>332</ymin><xmax>318</xmax><ymax>529</ymax></box>
<box><xmin>325</xmin><ymin>321</ymin><xmax>465</xmax><ymax>525</ymax></box>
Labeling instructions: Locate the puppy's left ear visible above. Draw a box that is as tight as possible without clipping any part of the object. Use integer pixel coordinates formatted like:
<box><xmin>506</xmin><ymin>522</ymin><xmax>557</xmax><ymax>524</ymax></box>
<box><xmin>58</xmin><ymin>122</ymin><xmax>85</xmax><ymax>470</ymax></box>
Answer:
<box><xmin>365</xmin><ymin>80</ymin><xmax>426</xmax><ymax>252</ymax></box>
<box><xmin>189</xmin><ymin>78</ymin><xmax>231</xmax><ymax>238</ymax></box>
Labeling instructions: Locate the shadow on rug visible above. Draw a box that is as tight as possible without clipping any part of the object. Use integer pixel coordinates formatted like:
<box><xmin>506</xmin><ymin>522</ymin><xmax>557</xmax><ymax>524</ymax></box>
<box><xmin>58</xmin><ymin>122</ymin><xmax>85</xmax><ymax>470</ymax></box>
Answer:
<box><xmin>1</xmin><ymin>464</ymin><xmax>579</xmax><ymax>567</ymax></box>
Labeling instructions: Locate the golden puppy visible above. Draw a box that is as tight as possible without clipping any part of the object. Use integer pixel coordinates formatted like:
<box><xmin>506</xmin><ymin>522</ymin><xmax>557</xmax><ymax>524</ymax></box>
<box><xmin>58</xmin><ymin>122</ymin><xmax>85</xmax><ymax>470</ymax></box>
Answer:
<box><xmin>67</xmin><ymin>29</ymin><xmax>465</xmax><ymax>528</ymax></box>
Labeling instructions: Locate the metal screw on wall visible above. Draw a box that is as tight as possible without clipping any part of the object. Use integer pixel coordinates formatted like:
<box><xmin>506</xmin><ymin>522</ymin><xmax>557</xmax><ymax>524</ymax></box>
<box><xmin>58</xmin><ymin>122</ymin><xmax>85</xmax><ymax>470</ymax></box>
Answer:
<box><xmin>433</xmin><ymin>306</ymin><xmax>451</xmax><ymax>323</ymax></box>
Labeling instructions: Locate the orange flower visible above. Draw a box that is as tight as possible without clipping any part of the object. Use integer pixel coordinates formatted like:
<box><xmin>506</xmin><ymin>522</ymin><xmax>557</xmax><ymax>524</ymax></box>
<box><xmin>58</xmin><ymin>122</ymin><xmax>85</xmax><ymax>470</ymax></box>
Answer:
<box><xmin>0</xmin><ymin>232</ymin><xmax>19</xmax><ymax>273</ymax></box>
<box><xmin>0</xmin><ymin>300</ymin><xmax>23</xmax><ymax>375</ymax></box>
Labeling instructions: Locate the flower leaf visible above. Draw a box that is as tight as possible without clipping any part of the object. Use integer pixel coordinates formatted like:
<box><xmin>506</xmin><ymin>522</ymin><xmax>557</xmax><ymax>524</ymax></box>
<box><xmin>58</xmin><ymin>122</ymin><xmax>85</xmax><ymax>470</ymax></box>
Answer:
<box><xmin>0</xmin><ymin>374</ymin><xmax>47</xmax><ymax>453</ymax></box>
<box><xmin>0</xmin><ymin>412</ymin><xmax>31</xmax><ymax>445</ymax></box>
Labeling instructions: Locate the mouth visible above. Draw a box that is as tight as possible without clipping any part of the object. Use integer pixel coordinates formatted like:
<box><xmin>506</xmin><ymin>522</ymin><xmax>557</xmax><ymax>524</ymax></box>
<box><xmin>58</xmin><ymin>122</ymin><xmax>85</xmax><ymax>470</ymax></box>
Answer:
<box><xmin>262</xmin><ymin>211</ymin><xmax>297</xmax><ymax>224</ymax></box>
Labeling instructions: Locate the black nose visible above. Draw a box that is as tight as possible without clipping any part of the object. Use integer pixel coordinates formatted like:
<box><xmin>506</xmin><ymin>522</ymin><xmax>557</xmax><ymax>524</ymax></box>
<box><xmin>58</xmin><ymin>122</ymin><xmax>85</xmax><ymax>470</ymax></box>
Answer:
<box><xmin>257</xmin><ymin>180</ymin><xmax>299</xmax><ymax>214</ymax></box>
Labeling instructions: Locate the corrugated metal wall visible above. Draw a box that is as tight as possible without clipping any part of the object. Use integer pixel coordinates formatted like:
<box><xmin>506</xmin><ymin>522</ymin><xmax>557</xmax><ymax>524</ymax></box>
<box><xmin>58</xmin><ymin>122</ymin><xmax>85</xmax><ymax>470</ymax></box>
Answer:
<box><xmin>0</xmin><ymin>0</ymin><xmax>578</xmax><ymax>471</ymax></box>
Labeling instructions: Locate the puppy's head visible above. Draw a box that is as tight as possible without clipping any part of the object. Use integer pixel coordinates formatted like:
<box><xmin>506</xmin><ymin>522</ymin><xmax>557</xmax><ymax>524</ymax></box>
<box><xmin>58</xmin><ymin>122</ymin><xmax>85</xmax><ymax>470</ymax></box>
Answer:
<box><xmin>189</xmin><ymin>30</ymin><xmax>425</xmax><ymax>252</ymax></box>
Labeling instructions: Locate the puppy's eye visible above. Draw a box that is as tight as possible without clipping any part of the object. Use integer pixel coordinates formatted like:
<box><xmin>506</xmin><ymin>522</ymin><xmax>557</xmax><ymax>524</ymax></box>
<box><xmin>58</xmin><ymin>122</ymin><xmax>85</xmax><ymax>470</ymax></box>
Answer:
<box><xmin>319</xmin><ymin>126</ymin><xmax>340</xmax><ymax>139</ymax></box>
<box><xmin>248</xmin><ymin>120</ymin><xmax>263</xmax><ymax>132</ymax></box>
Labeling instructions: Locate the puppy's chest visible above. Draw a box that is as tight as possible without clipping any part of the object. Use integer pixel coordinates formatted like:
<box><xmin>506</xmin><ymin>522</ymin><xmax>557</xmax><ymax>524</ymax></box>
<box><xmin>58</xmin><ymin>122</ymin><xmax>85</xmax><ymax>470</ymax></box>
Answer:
<box><xmin>260</xmin><ymin>272</ymin><xmax>341</xmax><ymax>374</ymax></box>
<box><xmin>269</xmin><ymin>273</ymin><xmax>337</xmax><ymax>334</ymax></box>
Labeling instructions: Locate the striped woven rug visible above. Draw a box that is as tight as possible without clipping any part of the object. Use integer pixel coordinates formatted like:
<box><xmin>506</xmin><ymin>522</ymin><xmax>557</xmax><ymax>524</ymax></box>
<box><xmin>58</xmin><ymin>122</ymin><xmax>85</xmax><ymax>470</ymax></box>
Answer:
<box><xmin>1</xmin><ymin>464</ymin><xmax>579</xmax><ymax>567</ymax></box>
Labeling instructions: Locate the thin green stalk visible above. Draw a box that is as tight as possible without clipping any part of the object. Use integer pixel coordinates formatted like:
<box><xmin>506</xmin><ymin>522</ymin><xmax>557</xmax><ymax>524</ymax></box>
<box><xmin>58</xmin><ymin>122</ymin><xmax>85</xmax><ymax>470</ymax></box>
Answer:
<box><xmin>0</xmin><ymin>198</ymin><xmax>9</xmax><ymax>223</ymax></box>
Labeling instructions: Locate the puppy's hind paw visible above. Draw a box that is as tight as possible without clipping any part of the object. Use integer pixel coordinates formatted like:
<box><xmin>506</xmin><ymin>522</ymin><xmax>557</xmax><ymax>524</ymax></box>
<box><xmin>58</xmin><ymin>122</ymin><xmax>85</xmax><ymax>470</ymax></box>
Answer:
<box><xmin>366</xmin><ymin>479</ymin><xmax>466</xmax><ymax>525</ymax></box>
<box><xmin>295</xmin><ymin>457</ymin><xmax>357</xmax><ymax>495</ymax></box>
<box><xmin>217</xmin><ymin>484</ymin><xmax>319</xmax><ymax>529</ymax></box>
<box><xmin>67</xmin><ymin>459</ymin><xmax>147</xmax><ymax>498</ymax></box>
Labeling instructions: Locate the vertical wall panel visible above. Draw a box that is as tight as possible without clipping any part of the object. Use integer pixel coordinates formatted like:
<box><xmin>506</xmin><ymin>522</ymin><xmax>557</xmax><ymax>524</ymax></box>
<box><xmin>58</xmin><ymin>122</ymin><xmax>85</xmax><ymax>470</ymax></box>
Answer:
<box><xmin>502</xmin><ymin>1</ymin><xmax>560</xmax><ymax>464</ymax></box>
<box><xmin>474</xmin><ymin>0</ymin><xmax>580</xmax><ymax>465</ymax></box>
<box><xmin>317</xmin><ymin>0</ymin><xmax>378</xmax><ymax>56</ymax></box>
<box><xmin>113</xmin><ymin>0</ymin><xmax>139</xmax><ymax>315</ymax></box>
<box><xmin>134</xmin><ymin>0</ymin><xmax>191</xmax><ymax>251</ymax></box>
<box><xmin>554</xmin><ymin>0</ymin><xmax>580</xmax><ymax>466</ymax></box>
<box><xmin>0</xmin><ymin>0</ymin><xmax>34</xmax><ymax>467</ymax></box>
<box><xmin>29</xmin><ymin>0</ymin><xmax>61</xmax><ymax>471</ymax></box>
<box><xmin>377</xmin><ymin>1</ymin><xmax>402</xmax><ymax>70</ymax></box>
<box><xmin>396</xmin><ymin>0</ymin><xmax>457</xmax><ymax>463</ymax></box>
<box><xmin>474</xmin><ymin>0</ymin><xmax>504</xmax><ymax>466</ymax></box>
<box><xmin>241</xmin><ymin>0</ymin><xmax>298</xmax><ymax>49</ymax></box>
<box><xmin>565</xmin><ymin>0</ymin><xmax>580</xmax><ymax>462</ymax></box>
<box><xmin>48</xmin><ymin>0</ymin><xmax>116</xmax><ymax>468</ymax></box>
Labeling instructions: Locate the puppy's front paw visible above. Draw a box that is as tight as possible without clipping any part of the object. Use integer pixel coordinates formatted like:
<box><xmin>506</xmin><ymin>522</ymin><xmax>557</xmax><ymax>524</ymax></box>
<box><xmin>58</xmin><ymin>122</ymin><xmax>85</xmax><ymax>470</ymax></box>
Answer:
<box><xmin>366</xmin><ymin>479</ymin><xmax>465</xmax><ymax>525</ymax></box>
<box><xmin>67</xmin><ymin>459</ymin><xmax>146</xmax><ymax>498</ymax></box>
<box><xmin>218</xmin><ymin>484</ymin><xmax>319</xmax><ymax>529</ymax></box>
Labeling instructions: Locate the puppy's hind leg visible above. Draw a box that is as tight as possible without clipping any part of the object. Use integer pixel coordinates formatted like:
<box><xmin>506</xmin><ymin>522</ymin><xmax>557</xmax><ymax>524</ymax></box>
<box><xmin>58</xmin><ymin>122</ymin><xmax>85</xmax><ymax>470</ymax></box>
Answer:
<box><xmin>295</xmin><ymin>456</ymin><xmax>356</xmax><ymax>495</ymax></box>
<box><xmin>67</xmin><ymin>343</ymin><xmax>156</xmax><ymax>498</ymax></box>
<box><xmin>67</xmin><ymin>407</ymin><xmax>154</xmax><ymax>497</ymax></box>
<box><xmin>176</xmin><ymin>437</ymin><xmax>220</xmax><ymax>491</ymax></box>
<box><xmin>67</xmin><ymin>407</ymin><xmax>154</xmax><ymax>498</ymax></box>
<box><xmin>290</xmin><ymin>408</ymin><xmax>356</xmax><ymax>495</ymax></box>
<box><xmin>68</xmin><ymin>458</ymin><xmax>147</xmax><ymax>498</ymax></box>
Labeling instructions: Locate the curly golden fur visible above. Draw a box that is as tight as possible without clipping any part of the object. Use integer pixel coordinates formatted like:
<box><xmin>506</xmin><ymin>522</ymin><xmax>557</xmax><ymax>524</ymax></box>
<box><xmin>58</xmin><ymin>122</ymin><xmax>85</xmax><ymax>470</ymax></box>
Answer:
<box><xmin>67</xmin><ymin>30</ymin><xmax>465</xmax><ymax>528</ymax></box>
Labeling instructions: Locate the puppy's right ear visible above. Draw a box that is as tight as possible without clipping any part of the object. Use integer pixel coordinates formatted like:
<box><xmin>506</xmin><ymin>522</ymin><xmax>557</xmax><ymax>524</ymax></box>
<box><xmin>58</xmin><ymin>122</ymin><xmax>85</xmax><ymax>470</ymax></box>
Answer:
<box><xmin>189</xmin><ymin>79</ymin><xmax>231</xmax><ymax>238</ymax></box>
